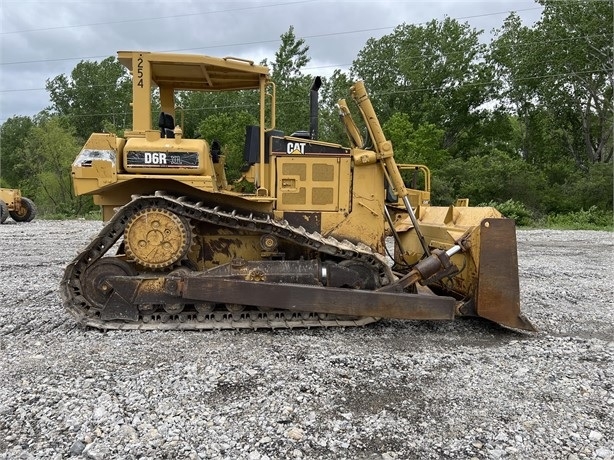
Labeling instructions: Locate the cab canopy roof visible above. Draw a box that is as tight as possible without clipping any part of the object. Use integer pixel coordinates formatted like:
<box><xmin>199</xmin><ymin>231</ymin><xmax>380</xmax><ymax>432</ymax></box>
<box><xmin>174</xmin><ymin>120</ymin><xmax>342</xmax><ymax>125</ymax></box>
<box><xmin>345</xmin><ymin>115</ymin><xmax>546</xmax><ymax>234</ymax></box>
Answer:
<box><xmin>117</xmin><ymin>50</ymin><xmax>270</xmax><ymax>92</ymax></box>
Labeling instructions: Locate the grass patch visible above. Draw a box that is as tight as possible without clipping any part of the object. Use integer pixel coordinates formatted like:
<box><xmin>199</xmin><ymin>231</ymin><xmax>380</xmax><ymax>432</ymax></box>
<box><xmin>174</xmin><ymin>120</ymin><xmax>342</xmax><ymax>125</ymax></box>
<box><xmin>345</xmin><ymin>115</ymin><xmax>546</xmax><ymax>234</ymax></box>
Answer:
<box><xmin>540</xmin><ymin>207</ymin><xmax>613</xmax><ymax>231</ymax></box>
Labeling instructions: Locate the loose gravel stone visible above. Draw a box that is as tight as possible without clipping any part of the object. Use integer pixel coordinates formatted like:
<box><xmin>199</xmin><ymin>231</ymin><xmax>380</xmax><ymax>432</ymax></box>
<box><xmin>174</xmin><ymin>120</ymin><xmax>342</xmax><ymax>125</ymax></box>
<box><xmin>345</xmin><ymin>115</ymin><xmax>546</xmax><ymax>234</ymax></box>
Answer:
<box><xmin>0</xmin><ymin>221</ymin><xmax>613</xmax><ymax>459</ymax></box>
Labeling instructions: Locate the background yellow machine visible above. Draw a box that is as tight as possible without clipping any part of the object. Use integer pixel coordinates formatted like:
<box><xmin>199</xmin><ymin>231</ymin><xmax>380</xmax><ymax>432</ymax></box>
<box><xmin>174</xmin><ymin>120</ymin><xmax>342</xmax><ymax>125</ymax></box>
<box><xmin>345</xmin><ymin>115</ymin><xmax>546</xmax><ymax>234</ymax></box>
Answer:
<box><xmin>0</xmin><ymin>188</ymin><xmax>37</xmax><ymax>224</ymax></box>
<box><xmin>61</xmin><ymin>50</ymin><xmax>534</xmax><ymax>332</ymax></box>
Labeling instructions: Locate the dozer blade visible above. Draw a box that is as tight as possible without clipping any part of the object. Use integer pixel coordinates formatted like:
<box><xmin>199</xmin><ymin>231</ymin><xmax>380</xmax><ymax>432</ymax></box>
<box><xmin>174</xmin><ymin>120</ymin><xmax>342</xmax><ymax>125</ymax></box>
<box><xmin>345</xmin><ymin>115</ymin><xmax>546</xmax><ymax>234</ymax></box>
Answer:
<box><xmin>475</xmin><ymin>218</ymin><xmax>536</xmax><ymax>331</ymax></box>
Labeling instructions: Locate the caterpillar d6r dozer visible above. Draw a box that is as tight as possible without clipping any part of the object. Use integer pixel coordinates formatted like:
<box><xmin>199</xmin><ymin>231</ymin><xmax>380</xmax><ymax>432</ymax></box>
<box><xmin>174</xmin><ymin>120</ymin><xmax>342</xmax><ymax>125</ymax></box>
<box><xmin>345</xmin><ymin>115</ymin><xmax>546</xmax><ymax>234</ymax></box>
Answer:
<box><xmin>61</xmin><ymin>50</ymin><xmax>535</xmax><ymax>332</ymax></box>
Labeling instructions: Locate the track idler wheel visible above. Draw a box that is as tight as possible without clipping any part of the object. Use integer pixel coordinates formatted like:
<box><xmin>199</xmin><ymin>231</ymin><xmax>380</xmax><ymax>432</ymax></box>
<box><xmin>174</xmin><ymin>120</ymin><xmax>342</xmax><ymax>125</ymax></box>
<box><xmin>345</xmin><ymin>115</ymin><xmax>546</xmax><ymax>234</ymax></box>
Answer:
<box><xmin>124</xmin><ymin>207</ymin><xmax>193</xmax><ymax>270</ymax></box>
<box><xmin>82</xmin><ymin>258</ymin><xmax>137</xmax><ymax>309</ymax></box>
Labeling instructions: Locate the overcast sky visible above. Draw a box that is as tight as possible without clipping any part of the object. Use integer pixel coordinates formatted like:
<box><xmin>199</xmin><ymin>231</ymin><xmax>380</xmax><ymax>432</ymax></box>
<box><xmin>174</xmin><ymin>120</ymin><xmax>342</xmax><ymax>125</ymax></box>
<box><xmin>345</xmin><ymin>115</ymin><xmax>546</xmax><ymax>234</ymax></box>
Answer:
<box><xmin>0</xmin><ymin>0</ymin><xmax>543</xmax><ymax>124</ymax></box>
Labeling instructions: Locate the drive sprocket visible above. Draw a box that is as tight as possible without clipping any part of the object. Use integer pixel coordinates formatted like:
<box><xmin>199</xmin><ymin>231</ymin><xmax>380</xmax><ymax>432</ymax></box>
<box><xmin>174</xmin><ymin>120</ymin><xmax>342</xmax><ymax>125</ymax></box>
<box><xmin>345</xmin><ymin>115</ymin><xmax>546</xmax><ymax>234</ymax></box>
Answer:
<box><xmin>124</xmin><ymin>207</ymin><xmax>192</xmax><ymax>269</ymax></box>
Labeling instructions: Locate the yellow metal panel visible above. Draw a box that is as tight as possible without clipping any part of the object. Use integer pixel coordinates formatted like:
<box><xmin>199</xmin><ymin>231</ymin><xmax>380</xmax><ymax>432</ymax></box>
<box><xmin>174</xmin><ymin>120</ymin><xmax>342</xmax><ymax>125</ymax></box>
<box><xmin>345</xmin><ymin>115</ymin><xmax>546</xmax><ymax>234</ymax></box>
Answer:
<box><xmin>316</xmin><ymin>162</ymin><xmax>387</xmax><ymax>253</ymax></box>
<box><xmin>0</xmin><ymin>188</ymin><xmax>19</xmax><ymax>210</ymax></box>
<box><xmin>281</xmin><ymin>188</ymin><xmax>307</xmax><ymax>206</ymax></box>
<box><xmin>159</xmin><ymin>86</ymin><xmax>175</xmax><ymax>118</ymax></box>
<box><xmin>282</xmin><ymin>162</ymin><xmax>307</xmax><ymax>181</ymax></box>
<box><xmin>276</xmin><ymin>157</ymin><xmax>349</xmax><ymax>212</ymax></box>
<box><xmin>312</xmin><ymin>163</ymin><xmax>335</xmax><ymax>181</ymax></box>
<box><xmin>129</xmin><ymin>52</ymin><xmax>152</xmax><ymax>132</ymax></box>
<box><xmin>312</xmin><ymin>188</ymin><xmax>334</xmax><ymax>205</ymax></box>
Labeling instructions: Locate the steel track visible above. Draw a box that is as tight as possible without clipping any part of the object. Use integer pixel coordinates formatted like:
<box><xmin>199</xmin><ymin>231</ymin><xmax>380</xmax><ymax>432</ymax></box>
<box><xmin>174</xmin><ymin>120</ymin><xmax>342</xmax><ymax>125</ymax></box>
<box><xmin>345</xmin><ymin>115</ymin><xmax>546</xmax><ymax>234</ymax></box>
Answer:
<box><xmin>60</xmin><ymin>192</ymin><xmax>395</xmax><ymax>330</ymax></box>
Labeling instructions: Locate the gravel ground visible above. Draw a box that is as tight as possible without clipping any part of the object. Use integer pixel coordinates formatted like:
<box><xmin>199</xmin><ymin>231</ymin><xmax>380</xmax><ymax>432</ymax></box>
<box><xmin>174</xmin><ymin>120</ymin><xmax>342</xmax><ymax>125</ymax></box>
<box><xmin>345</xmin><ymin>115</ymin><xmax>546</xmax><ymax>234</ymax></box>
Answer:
<box><xmin>0</xmin><ymin>219</ymin><xmax>612</xmax><ymax>460</ymax></box>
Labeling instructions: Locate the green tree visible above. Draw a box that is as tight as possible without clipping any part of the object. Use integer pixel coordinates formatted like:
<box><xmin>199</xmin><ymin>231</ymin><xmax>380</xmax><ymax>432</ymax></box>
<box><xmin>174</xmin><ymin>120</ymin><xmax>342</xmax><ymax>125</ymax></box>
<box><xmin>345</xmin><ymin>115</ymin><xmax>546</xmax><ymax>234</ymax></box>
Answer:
<box><xmin>319</xmin><ymin>70</ymin><xmax>363</xmax><ymax>145</ymax></box>
<box><xmin>0</xmin><ymin>115</ymin><xmax>35</xmax><ymax>186</ymax></box>
<box><xmin>351</xmin><ymin>18</ymin><xmax>495</xmax><ymax>156</ymax></box>
<box><xmin>46</xmin><ymin>56</ymin><xmax>132</xmax><ymax>141</ymax></box>
<box><xmin>437</xmin><ymin>151</ymin><xmax>547</xmax><ymax>209</ymax></box>
<box><xmin>180</xmin><ymin>27</ymin><xmax>316</xmax><ymax>142</ymax></box>
<box><xmin>270</xmin><ymin>25</ymin><xmax>310</xmax><ymax>84</ymax></box>
<box><xmin>177</xmin><ymin>89</ymin><xmax>260</xmax><ymax>139</ymax></box>
<box><xmin>536</xmin><ymin>0</ymin><xmax>613</xmax><ymax>165</ymax></box>
<box><xmin>383</xmin><ymin>113</ymin><xmax>450</xmax><ymax>169</ymax></box>
<box><xmin>573</xmin><ymin>163</ymin><xmax>613</xmax><ymax>211</ymax></box>
<box><xmin>266</xmin><ymin>26</ymin><xmax>313</xmax><ymax>135</ymax></box>
<box><xmin>17</xmin><ymin>116</ymin><xmax>93</xmax><ymax>215</ymax></box>
<box><xmin>490</xmin><ymin>1</ymin><xmax>613</xmax><ymax>166</ymax></box>
<box><xmin>197</xmin><ymin>111</ymin><xmax>258</xmax><ymax>181</ymax></box>
<box><xmin>540</xmin><ymin>161</ymin><xmax>614</xmax><ymax>214</ymax></box>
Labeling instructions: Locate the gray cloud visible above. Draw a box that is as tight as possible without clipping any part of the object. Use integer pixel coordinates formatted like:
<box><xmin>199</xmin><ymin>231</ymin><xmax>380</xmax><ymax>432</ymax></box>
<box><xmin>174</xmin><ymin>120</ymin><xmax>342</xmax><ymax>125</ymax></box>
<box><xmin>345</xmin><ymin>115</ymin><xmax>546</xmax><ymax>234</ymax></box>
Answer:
<box><xmin>0</xmin><ymin>0</ymin><xmax>542</xmax><ymax>122</ymax></box>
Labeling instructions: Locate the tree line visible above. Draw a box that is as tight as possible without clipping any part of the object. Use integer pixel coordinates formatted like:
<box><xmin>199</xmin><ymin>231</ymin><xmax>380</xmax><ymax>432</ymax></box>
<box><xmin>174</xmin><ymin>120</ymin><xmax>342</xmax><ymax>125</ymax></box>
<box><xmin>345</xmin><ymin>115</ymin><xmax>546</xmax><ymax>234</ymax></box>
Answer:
<box><xmin>1</xmin><ymin>0</ymin><xmax>612</xmax><ymax>227</ymax></box>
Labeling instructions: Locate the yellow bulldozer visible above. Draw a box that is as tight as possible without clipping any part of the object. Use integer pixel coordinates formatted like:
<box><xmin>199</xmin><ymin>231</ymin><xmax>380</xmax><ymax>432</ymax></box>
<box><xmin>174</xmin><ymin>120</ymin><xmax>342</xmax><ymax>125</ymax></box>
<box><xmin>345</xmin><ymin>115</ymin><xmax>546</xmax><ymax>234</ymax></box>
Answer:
<box><xmin>0</xmin><ymin>188</ymin><xmax>37</xmax><ymax>224</ymax></box>
<box><xmin>61</xmin><ymin>50</ymin><xmax>535</xmax><ymax>332</ymax></box>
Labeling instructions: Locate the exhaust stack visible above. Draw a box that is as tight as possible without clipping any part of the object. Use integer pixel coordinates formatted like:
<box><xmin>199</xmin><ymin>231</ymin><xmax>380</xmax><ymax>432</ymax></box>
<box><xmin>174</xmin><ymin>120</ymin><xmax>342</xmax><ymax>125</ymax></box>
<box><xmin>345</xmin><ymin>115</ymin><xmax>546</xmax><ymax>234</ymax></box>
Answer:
<box><xmin>309</xmin><ymin>76</ymin><xmax>322</xmax><ymax>140</ymax></box>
